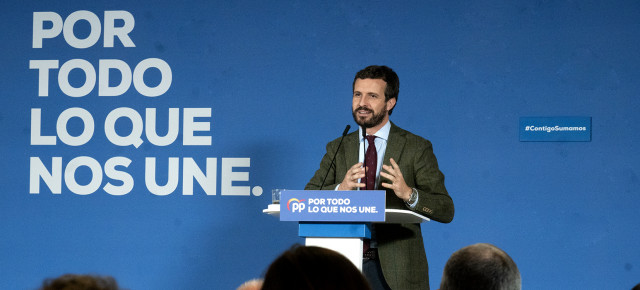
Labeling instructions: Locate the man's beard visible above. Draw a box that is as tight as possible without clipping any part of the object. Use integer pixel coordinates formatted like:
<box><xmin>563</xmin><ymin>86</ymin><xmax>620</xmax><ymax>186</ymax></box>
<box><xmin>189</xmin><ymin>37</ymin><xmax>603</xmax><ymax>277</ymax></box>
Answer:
<box><xmin>352</xmin><ymin>106</ymin><xmax>387</xmax><ymax>128</ymax></box>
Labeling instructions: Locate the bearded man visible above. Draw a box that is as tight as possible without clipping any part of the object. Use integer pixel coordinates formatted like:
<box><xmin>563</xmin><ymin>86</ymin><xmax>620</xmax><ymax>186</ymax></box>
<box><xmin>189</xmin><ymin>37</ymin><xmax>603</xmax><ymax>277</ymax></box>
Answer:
<box><xmin>305</xmin><ymin>65</ymin><xmax>454</xmax><ymax>290</ymax></box>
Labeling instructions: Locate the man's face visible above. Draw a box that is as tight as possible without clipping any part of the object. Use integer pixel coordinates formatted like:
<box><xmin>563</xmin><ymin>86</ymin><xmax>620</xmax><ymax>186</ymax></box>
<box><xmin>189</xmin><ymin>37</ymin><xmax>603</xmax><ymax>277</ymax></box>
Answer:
<box><xmin>352</xmin><ymin>78</ymin><xmax>396</xmax><ymax>130</ymax></box>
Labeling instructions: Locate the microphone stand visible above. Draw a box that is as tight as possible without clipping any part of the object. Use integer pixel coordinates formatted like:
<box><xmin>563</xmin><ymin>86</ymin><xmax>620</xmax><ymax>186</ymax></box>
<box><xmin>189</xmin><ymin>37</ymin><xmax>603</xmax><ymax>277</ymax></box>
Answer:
<box><xmin>319</xmin><ymin>125</ymin><xmax>351</xmax><ymax>189</ymax></box>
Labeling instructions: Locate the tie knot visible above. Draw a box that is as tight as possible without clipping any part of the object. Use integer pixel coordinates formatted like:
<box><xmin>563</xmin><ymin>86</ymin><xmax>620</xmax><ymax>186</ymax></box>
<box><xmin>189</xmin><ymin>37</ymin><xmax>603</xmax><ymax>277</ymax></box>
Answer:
<box><xmin>366</xmin><ymin>135</ymin><xmax>376</xmax><ymax>145</ymax></box>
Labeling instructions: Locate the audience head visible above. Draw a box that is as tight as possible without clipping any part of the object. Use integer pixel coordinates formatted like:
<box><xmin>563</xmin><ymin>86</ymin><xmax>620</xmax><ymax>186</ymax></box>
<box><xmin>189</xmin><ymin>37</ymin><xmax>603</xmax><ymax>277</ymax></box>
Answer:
<box><xmin>261</xmin><ymin>245</ymin><xmax>371</xmax><ymax>290</ymax></box>
<box><xmin>40</xmin><ymin>274</ymin><xmax>119</xmax><ymax>290</ymax></box>
<box><xmin>236</xmin><ymin>278</ymin><xmax>263</xmax><ymax>290</ymax></box>
<box><xmin>440</xmin><ymin>243</ymin><xmax>520</xmax><ymax>290</ymax></box>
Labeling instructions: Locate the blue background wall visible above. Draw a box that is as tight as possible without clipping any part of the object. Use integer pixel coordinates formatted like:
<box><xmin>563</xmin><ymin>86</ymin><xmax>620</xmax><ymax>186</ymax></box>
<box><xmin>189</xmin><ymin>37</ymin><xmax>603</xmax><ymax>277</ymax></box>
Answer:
<box><xmin>1</xmin><ymin>1</ymin><xmax>639</xmax><ymax>289</ymax></box>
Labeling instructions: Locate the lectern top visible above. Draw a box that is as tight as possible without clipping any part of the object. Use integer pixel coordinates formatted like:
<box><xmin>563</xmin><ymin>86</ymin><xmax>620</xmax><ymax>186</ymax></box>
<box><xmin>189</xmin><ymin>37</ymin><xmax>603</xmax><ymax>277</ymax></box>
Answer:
<box><xmin>263</xmin><ymin>205</ymin><xmax>430</xmax><ymax>224</ymax></box>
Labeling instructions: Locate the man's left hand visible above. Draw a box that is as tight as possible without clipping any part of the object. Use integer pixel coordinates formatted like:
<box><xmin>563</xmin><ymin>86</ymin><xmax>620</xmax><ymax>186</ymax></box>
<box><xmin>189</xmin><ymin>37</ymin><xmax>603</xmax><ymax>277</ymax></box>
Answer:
<box><xmin>380</xmin><ymin>158</ymin><xmax>412</xmax><ymax>202</ymax></box>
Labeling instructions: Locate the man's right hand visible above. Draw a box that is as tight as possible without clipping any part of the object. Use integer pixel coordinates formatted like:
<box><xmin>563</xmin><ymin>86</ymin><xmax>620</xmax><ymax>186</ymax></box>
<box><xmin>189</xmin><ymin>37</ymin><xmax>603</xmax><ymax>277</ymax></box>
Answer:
<box><xmin>337</xmin><ymin>162</ymin><xmax>366</xmax><ymax>190</ymax></box>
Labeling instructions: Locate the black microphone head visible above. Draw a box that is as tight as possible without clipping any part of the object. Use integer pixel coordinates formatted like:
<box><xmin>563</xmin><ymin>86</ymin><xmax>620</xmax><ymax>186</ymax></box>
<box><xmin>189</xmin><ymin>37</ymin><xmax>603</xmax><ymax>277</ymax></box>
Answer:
<box><xmin>342</xmin><ymin>125</ymin><xmax>351</xmax><ymax>136</ymax></box>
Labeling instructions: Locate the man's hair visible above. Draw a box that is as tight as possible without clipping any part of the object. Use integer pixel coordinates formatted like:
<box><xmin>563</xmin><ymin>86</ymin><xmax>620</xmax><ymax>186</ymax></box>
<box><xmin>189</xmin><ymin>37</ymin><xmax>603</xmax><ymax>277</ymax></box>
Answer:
<box><xmin>353</xmin><ymin>65</ymin><xmax>399</xmax><ymax>115</ymax></box>
<box><xmin>440</xmin><ymin>243</ymin><xmax>521</xmax><ymax>290</ymax></box>
<box><xmin>40</xmin><ymin>274</ymin><xmax>119</xmax><ymax>290</ymax></box>
<box><xmin>261</xmin><ymin>245</ymin><xmax>371</xmax><ymax>290</ymax></box>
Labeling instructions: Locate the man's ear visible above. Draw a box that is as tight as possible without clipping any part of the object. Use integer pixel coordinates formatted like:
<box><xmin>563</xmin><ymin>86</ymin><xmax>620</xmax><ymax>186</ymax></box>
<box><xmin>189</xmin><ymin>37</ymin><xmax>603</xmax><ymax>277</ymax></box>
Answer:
<box><xmin>386</xmin><ymin>98</ymin><xmax>397</xmax><ymax>112</ymax></box>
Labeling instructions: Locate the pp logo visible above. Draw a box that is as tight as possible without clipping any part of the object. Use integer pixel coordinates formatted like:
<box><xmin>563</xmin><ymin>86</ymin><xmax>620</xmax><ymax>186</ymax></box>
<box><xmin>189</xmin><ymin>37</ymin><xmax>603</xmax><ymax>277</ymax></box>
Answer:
<box><xmin>287</xmin><ymin>198</ymin><xmax>306</xmax><ymax>213</ymax></box>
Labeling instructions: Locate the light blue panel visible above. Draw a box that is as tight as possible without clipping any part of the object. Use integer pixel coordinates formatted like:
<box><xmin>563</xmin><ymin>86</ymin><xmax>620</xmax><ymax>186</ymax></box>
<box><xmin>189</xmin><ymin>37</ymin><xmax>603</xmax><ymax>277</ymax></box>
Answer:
<box><xmin>299</xmin><ymin>223</ymin><xmax>371</xmax><ymax>239</ymax></box>
<box><xmin>280</xmin><ymin>190</ymin><xmax>385</xmax><ymax>222</ymax></box>
<box><xmin>519</xmin><ymin>116</ymin><xmax>592</xmax><ymax>141</ymax></box>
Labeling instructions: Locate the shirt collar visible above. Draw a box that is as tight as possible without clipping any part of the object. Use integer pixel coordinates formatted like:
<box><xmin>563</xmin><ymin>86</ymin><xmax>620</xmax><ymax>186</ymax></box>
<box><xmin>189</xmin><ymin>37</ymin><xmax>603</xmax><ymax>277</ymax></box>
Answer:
<box><xmin>358</xmin><ymin>120</ymin><xmax>391</xmax><ymax>142</ymax></box>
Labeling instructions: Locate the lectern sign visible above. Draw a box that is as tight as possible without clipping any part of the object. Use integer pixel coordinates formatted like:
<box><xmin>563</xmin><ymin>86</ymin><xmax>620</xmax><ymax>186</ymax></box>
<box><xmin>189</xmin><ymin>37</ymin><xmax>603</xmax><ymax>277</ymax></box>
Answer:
<box><xmin>280</xmin><ymin>190</ymin><xmax>386</xmax><ymax>222</ymax></box>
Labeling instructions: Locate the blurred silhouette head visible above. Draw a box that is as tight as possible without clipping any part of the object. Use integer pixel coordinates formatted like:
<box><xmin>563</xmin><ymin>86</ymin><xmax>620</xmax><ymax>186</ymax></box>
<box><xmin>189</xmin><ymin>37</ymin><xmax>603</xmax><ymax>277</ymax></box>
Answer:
<box><xmin>262</xmin><ymin>245</ymin><xmax>371</xmax><ymax>290</ymax></box>
<box><xmin>40</xmin><ymin>274</ymin><xmax>119</xmax><ymax>290</ymax></box>
<box><xmin>440</xmin><ymin>243</ymin><xmax>520</xmax><ymax>290</ymax></box>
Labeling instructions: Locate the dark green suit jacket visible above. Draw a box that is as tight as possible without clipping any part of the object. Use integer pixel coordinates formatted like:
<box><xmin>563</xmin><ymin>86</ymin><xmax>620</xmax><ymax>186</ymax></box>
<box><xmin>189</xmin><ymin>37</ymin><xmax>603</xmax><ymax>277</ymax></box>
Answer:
<box><xmin>305</xmin><ymin>122</ymin><xmax>454</xmax><ymax>290</ymax></box>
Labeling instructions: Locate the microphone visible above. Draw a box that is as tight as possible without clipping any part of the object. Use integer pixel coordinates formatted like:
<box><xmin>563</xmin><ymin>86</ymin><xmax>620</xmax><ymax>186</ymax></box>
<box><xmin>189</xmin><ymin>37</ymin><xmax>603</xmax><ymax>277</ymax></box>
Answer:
<box><xmin>342</xmin><ymin>124</ymin><xmax>351</xmax><ymax>136</ymax></box>
<box><xmin>319</xmin><ymin>125</ymin><xmax>351</xmax><ymax>189</ymax></box>
<box><xmin>362</xmin><ymin>126</ymin><xmax>367</xmax><ymax>190</ymax></box>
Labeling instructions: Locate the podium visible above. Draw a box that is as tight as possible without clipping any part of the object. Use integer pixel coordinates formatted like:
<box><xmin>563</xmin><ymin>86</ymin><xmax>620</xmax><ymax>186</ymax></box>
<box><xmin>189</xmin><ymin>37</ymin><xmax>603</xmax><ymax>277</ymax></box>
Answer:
<box><xmin>263</xmin><ymin>190</ymin><xmax>430</xmax><ymax>270</ymax></box>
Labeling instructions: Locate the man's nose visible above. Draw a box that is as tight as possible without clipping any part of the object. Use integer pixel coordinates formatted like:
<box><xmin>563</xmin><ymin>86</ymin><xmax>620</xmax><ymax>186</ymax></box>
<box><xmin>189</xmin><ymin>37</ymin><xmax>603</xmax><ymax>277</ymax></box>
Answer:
<box><xmin>358</xmin><ymin>96</ymin><xmax>368</xmax><ymax>107</ymax></box>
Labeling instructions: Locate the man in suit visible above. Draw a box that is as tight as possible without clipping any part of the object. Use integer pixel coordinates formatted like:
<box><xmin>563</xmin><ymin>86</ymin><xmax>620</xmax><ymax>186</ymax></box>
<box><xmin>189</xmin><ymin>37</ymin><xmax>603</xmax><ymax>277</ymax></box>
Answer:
<box><xmin>305</xmin><ymin>65</ymin><xmax>454</xmax><ymax>290</ymax></box>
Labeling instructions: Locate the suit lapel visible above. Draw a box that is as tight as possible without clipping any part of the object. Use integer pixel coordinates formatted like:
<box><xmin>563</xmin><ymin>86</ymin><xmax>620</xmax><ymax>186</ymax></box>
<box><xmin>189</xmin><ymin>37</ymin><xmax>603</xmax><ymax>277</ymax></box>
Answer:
<box><xmin>384</xmin><ymin>122</ymin><xmax>406</xmax><ymax>165</ymax></box>
<box><xmin>341</xmin><ymin>131</ymin><xmax>360</xmax><ymax>174</ymax></box>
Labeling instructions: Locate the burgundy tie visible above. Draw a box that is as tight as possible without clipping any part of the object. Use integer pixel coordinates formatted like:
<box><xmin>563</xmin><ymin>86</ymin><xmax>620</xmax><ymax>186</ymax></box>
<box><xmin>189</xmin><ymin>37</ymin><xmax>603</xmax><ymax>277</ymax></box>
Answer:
<box><xmin>365</xmin><ymin>135</ymin><xmax>377</xmax><ymax>190</ymax></box>
<box><xmin>364</xmin><ymin>135</ymin><xmax>377</xmax><ymax>255</ymax></box>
